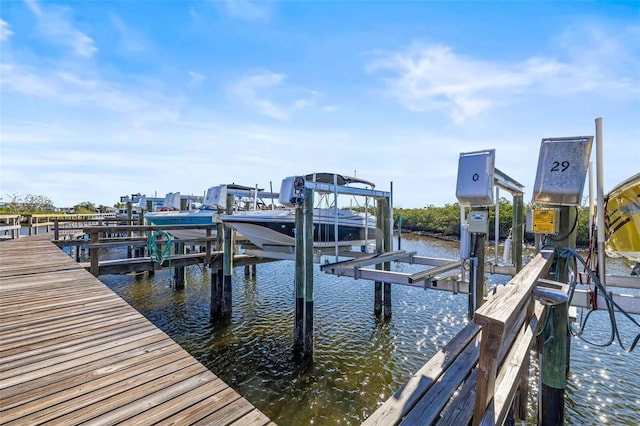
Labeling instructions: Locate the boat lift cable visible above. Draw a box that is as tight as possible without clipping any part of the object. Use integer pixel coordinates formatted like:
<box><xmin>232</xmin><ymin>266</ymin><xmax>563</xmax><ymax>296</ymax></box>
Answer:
<box><xmin>540</xmin><ymin>244</ymin><xmax>640</xmax><ymax>352</ymax></box>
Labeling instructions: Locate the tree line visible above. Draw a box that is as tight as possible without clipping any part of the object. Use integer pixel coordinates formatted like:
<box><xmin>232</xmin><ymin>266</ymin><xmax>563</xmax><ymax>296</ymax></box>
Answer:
<box><xmin>393</xmin><ymin>199</ymin><xmax>592</xmax><ymax>246</ymax></box>
<box><xmin>0</xmin><ymin>193</ymin><xmax>112</xmax><ymax>215</ymax></box>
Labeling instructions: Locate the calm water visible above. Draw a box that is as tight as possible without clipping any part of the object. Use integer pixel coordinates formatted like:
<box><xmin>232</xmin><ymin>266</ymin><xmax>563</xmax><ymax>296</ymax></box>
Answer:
<box><xmin>98</xmin><ymin>234</ymin><xmax>639</xmax><ymax>425</ymax></box>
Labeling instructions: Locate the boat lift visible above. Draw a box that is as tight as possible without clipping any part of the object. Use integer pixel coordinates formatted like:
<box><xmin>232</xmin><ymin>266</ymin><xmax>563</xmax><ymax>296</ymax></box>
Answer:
<box><xmin>319</xmin><ymin>151</ymin><xmax>527</xmax><ymax>319</ymax></box>
<box><xmin>242</xmin><ymin>173</ymin><xmax>392</xmax><ymax>261</ymax></box>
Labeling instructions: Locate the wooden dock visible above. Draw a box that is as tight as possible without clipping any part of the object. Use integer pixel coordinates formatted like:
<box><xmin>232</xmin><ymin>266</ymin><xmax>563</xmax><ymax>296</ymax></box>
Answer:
<box><xmin>0</xmin><ymin>234</ymin><xmax>275</xmax><ymax>425</ymax></box>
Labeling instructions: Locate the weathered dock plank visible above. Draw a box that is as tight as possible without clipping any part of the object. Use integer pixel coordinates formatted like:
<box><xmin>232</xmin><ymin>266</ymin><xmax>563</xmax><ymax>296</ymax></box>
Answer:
<box><xmin>0</xmin><ymin>235</ymin><xmax>274</xmax><ymax>425</ymax></box>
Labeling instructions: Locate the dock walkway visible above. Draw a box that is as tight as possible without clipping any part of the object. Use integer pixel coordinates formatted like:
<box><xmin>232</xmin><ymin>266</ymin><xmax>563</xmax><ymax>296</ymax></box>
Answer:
<box><xmin>0</xmin><ymin>234</ymin><xmax>275</xmax><ymax>425</ymax></box>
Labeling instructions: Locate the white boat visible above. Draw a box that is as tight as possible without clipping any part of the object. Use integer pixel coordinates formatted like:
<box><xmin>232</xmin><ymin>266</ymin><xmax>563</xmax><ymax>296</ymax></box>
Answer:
<box><xmin>221</xmin><ymin>173</ymin><xmax>377</xmax><ymax>250</ymax></box>
<box><xmin>144</xmin><ymin>185</ymin><xmax>277</xmax><ymax>241</ymax></box>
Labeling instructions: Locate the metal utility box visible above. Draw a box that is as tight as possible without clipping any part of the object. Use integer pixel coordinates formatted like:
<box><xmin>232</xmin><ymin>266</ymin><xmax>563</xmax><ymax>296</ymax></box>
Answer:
<box><xmin>456</xmin><ymin>150</ymin><xmax>495</xmax><ymax>207</ymax></box>
<box><xmin>468</xmin><ymin>210</ymin><xmax>489</xmax><ymax>234</ymax></box>
<box><xmin>279</xmin><ymin>176</ymin><xmax>307</xmax><ymax>207</ymax></box>
<box><xmin>527</xmin><ymin>208</ymin><xmax>560</xmax><ymax>235</ymax></box>
<box><xmin>279</xmin><ymin>176</ymin><xmax>297</xmax><ymax>207</ymax></box>
<box><xmin>532</xmin><ymin>136</ymin><xmax>593</xmax><ymax>206</ymax></box>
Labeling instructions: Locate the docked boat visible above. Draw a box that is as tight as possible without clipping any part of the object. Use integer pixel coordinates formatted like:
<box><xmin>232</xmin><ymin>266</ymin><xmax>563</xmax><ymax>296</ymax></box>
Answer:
<box><xmin>221</xmin><ymin>173</ymin><xmax>377</xmax><ymax>250</ymax></box>
<box><xmin>145</xmin><ymin>185</ymin><xmax>276</xmax><ymax>241</ymax></box>
<box><xmin>604</xmin><ymin>173</ymin><xmax>640</xmax><ymax>263</ymax></box>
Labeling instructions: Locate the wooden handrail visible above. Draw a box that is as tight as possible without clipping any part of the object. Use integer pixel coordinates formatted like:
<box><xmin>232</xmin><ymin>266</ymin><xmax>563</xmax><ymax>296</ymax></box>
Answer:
<box><xmin>363</xmin><ymin>250</ymin><xmax>555</xmax><ymax>426</ymax></box>
<box><xmin>472</xmin><ymin>250</ymin><xmax>553</xmax><ymax>426</ymax></box>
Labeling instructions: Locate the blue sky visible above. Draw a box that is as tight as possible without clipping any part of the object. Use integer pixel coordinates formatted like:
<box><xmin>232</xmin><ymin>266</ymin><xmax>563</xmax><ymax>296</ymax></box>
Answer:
<box><xmin>1</xmin><ymin>0</ymin><xmax>638</xmax><ymax>208</ymax></box>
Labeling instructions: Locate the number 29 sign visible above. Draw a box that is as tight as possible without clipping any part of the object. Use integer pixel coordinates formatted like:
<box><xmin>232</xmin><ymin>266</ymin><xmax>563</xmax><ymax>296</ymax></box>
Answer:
<box><xmin>532</xmin><ymin>136</ymin><xmax>593</xmax><ymax>206</ymax></box>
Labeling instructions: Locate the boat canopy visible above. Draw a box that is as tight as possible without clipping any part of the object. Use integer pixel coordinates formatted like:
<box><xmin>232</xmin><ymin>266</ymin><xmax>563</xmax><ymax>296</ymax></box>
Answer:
<box><xmin>226</xmin><ymin>183</ymin><xmax>265</xmax><ymax>192</ymax></box>
<box><xmin>303</xmin><ymin>173</ymin><xmax>375</xmax><ymax>188</ymax></box>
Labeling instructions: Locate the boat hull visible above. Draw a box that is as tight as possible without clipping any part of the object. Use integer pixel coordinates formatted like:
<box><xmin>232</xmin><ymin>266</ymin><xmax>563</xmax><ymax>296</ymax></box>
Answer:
<box><xmin>605</xmin><ymin>173</ymin><xmax>640</xmax><ymax>262</ymax></box>
<box><xmin>145</xmin><ymin>210</ymin><xmax>218</xmax><ymax>240</ymax></box>
<box><xmin>222</xmin><ymin>208</ymin><xmax>376</xmax><ymax>249</ymax></box>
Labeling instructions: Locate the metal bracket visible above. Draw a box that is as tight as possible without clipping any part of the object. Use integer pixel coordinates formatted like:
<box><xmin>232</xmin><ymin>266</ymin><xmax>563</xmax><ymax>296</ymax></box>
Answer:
<box><xmin>534</xmin><ymin>278</ymin><xmax>570</xmax><ymax>306</ymax></box>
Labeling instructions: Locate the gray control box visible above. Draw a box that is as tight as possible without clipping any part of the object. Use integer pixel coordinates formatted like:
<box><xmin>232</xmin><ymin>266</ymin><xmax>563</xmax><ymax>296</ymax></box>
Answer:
<box><xmin>468</xmin><ymin>210</ymin><xmax>489</xmax><ymax>234</ymax></box>
<box><xmin>456</xmin><ymin>150</ymin><xmax>495</xmax><ymax>207</ymax></box>
<box><xmin>532</xmin><ymin>136</ymin><xmax>593</xmax><ymax>206</ymax></box>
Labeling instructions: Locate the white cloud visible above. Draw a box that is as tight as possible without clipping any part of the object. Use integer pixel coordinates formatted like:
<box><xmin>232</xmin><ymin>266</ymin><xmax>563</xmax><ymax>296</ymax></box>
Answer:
<box><xmin>0</xmin><ymin>61</ymin><xmax>181</xmax><ymax>128</ymax></box>
<box><xmin>224</xmin><ymin>0</ymin><xmax>271</xmax><ymax>21</ymax></box>
<box><xmin>110</xmin><ymin>13</ymin><xmax>146</xmax><ymax>53</ymax></box>
<box><xmin>228</xmin><ymin>70</ymin><xmax>316</xmax><ymax>120</ymax></box>
<box><xmin>368</xmin><ymin>43</ymin><xmax>566</xmax><ymax>123</ymax></box>
<box><xmin>188</xmin><ymin>71</ymin><xmax>205</xmax><ymax>88</ymax></box>
<box><xmin>367</xmin><ymin>29</ymin><xmax>640</xmax><ymax>123</ymax></box>
<box><xmin>0</xmin><ymin>19</ymin><xmax>13</xmax><ymax>42</ymax></box>
<box><xmin>24</xmin><ymin>0</ymin><xmax>97</xmax><ymax>57</ymax></box>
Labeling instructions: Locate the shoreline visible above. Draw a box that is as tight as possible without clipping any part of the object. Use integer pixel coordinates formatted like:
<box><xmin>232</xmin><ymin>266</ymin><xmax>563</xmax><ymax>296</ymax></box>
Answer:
<box><xmin>399</xmin><ymin>229</ymin><xmax>591</xmax><ymax>251</ymax></box>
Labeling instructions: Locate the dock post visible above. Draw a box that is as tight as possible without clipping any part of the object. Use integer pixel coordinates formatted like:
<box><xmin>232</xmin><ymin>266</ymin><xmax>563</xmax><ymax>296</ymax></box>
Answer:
<box><xmin>174</xmin><ymin>243</ymin><xmax>186</xmax><ymax>289</ymax></box>
<box><xmin>211</xmin><ymin>220</ymin><xmax>224</xmax><ymax>321</ymax></box>
<box><xmin>210</xmin><ymin>267</ymin><xmax>223</xmax><ymax>320</ymax></box>
<box><xmin>374</xmin><ymin>201</ymin><xmax>383</xmax><ymax>316</ymax></box>
<box><xmin>555</xmin><ymin>205</ymin><xmax>576</xmax><ymax>376</ymax></box>
<box><xmin>126</xmin><ymin>202</ymin><xmax>133</xmax><ymax>259</ymax></box>
<box><xmin>540</xmin><ymin>302</ymin><xmax>568</xmax><ymax>426</ymax></box>
<box><xmin>469</xmin><ymin>214</ymin><xmax>487</xmax><ymax>318</ymax></box>
<box><xmin>512</xmin><ymin>194</ymin><xmax>525</xmax><ymax>272</ymax></box>
<box><xmin>294</xmin><ymin>205</ymin><xmax>304</xmax><ymax>356</ymax></box>
<box><xmin>89</xmin><ymin>231</ymin><xmax>99</xmax><ymax>277</ymax></box>
<box><xmin>205</xmin><ymin>227</ymin><xmax>212</xmax><ymax>268</ymax></box>
<box><xmin>538</xmin><ymin>205</ymin><xmax>575</xmax><ymax>425</ymax></box>
<box><xmin>382</xmin><ymin>197</ymin><xmax>392</xmax><ymax>319</ymax></box>
<box><xmin>303</xmin><ymin>190</ymin><xmax>314</xmax><ymax>359</ymax></box>
<box><xmin>222</xmin><ymin>194</ymin><xmax>234</xmax><ymax>319</ymax></box>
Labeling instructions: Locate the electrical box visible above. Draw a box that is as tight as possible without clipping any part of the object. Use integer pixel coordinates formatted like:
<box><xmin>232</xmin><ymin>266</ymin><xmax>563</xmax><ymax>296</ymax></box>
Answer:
<box><xmin>468</xmin><ymin>210</ymin><xmax>489</xmax><ymax>234</ymax></box>
<box><xmin>279</xmin><ymin>176</ymin><xmax>307</xmax><ymax>207</ymax></box>
<box><xmin>527</xmin><ymin>208</ymin><xmax>560</xmax><ymax>235</ymax></box>
<box><xmin>456</xmin><ymin>150</ymin><xmax>495</xmax><ymax>207</ymax></box>
<box><xmin>532</xmin><ymin>136</ymin><xmax>593</xmax><ymax>206</ymax></box>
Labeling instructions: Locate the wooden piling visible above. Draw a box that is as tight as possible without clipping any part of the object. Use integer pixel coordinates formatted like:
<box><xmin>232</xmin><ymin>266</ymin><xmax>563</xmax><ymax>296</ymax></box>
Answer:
<box><xmin>89</xmin><ymin>231</ymin><xmax>99</xmax><ymax>277</ymax></box>
<box><xmin>211</xmin><ymin>220</ymin><xmax>224</xmax><ymax>321</ymax></box>
<box><xmin>555</xmin><ymin>205</ymin><xmax>577</xmax><ymax>375</ymax></box>
<box><xmin>540</xmin><ymin>303</ymin><xmax>568</xmax><ymax>426</ymax></box>
<box><xmin>374</xmin><ymin>201</ymin><xmax>383</xmax><ymax>316</ymax></box>
<box><xmin>512</xmin><ymin>194</ymin><xmax>525</xmax><ymax>272</ymax></box>
<box><xmin>222</xmin><ymin>194</ymin><xmax>234</xmax><ymax>319</ymax></box>
<box><xmin>173</xmin><ymin>264</ymin><xmax>186</xmax><ymax>289</ymax></box>
<box><xmin>210</xmin><ymin>267</ymin><xmax>223</xmax><ymax>320</ymax></box>
<box><xmin>303</xmin><ymin>191</ymin><xmax>314</xmax><ymax>359</ymax></box>
<box><xmin>294</xmin><ymin>205</ymin><xmax>304</xmax><ymax>355</ymax></box>
<box><xmin>469</xmin><ymin>217</ymin><xmax>487</xmax><ymax>318</ymax></box>
<box><xmin>538</xmin><ymin>205</ymin><xmax>576</xmax><ymax>424</ymax></box>
<box><xmin>174</xmin><ymin>243</ymin><xmax>186</xmax><ymax>289</ymax></box>
<box><xmin>205</xmin><ymin>228</ymin><xmax>212</xmax><ymax>267</ymax></box>
<box><xmin>397</xmin><ymin>215</ymin><xmax>402</xmax><ymax>250</ymax></box>
<box><xmin>381</xmin><ymin>198</ymin><xmax>392</xmax><ymax>319</ymax></box>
